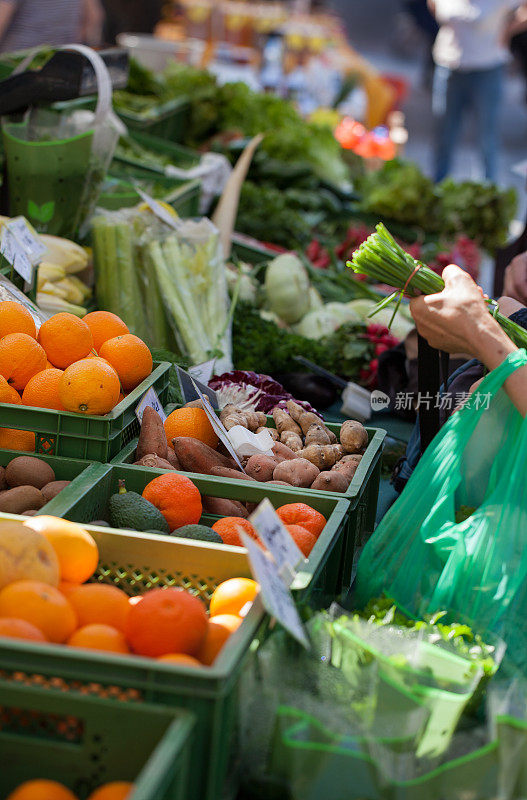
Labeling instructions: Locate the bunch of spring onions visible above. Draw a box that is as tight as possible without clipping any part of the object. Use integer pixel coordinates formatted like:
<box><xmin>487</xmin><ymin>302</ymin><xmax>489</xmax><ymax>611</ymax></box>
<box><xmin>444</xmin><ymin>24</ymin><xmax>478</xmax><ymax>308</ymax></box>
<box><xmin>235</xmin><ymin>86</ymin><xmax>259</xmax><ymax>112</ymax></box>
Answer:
<box><xmin>349</xmin><ymin>223</ymin><xmax>527</xmax><ymax>350</ymax></box>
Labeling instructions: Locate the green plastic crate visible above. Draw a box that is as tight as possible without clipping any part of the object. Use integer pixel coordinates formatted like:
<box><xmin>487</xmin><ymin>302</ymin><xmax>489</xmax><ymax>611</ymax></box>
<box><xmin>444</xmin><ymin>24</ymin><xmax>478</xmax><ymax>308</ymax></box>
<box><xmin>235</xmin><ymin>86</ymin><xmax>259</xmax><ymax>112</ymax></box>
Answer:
<box><xmin>0</xmin><ymin>508</ymin><xmax>266</xmax><ymax>800</ymax></box>
<box><xmin>99</xmin><ymin>173</ymin><xmax>201</xmax><ymax>217</ymax></box>
<box><xmin>0</xmin><ymin>361</ymin><xmax>170</xmax><ymax>462</ymax></box>
<box><xmin>115</xmin><ymin>130</ymin><xmax>200</xmax><ymax>173</ymax></box>
<box><xmin>231</xmin><ymin>233</ymin><xmax>281</xmax><ymax>264</ymax></box>
<box><xmin>116</xmin><ymin>96</ymin><xmax>190</xmax><ymax>142</ymax></box>
<box><xmin>0</xmin><ymin>680</ymin><xmax>194</xmax><ymax>800</ymax></box>
<box><xmin>40</xmin><ymin>461</ymin><xmax>350</xmax><ymax>605</ymax></box>
<box><xmin>0</xmin><ymin>262</ymin><xmax>25</xmax><ymax>291</ymax></box>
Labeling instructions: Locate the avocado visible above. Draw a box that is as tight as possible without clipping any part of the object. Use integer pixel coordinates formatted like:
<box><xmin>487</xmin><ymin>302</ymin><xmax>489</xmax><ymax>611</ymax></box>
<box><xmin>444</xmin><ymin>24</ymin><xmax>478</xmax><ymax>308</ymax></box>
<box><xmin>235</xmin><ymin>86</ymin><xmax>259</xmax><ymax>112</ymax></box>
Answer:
<box><xmin>109</xmin><ymin>479</ymin><xmax>170</xmax><ymax>534</ymax></box>
<box><xmin>172</xmin><ymin>524</ymin><xmax>222</xmax><ymax>544</ymax></box>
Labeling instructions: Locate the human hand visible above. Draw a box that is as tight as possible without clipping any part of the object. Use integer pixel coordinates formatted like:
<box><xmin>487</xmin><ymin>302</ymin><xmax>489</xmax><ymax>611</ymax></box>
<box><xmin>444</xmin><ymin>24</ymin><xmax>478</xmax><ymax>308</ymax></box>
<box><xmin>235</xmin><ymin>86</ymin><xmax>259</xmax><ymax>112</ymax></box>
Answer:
<box><xmin>503</xmin><ymin>252</ymin><xmax>527</xmax><ymax>305</ymax></box>
<box><xmin>80</xmin><ymin>0</ymin><xmax>104</xmax><ymax>46</ymax></box>
<box><xmin>409</xmin><ymin>265</ymin><xmax>496</xmax><ymax>356</ymax></box>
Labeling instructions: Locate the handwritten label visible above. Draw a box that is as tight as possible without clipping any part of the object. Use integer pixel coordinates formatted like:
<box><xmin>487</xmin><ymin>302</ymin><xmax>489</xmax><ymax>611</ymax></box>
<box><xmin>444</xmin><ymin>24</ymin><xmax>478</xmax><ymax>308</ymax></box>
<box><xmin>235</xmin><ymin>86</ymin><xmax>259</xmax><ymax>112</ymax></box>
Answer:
<box><xmin>135</xmin><ymin>188</ymin><xmax>180</xmax><ymax>230</ymax></box>
<box><xmin>0</xmin><ymin>227</ymin><xmax>34</xmax><ymax>284</ymax></box>
<box><xmin>8</xmin><ymin>217</ymin><xmax>46</xmax><ymax>262</ymax></box>
<box><xmin>135</xmin><ymin>387</ymin><xmax>166</xmax><ymax>424</ymax></box>
<box><xmin>190</xmin><ymin>378</ymin><xmax>245</xmax><ymax>471</ymax></box>
<box><xmin>240</xmin><ymin>531</ymin><xmax>309</xmax><ymax>649</ymax></box>
<box><xmin>189</xmin><ymin>359</ymin><xmax>216</xmax><ymax>386</ymax></box>
<box><xmin>249</xmin><ymin>499</ymin><xmax>304</xmax><ymax>579</ymax></box>
<box><xmin>176</xmin><ymin>366</ymin><xmax>218</xmax><ymax>408</ymax></box>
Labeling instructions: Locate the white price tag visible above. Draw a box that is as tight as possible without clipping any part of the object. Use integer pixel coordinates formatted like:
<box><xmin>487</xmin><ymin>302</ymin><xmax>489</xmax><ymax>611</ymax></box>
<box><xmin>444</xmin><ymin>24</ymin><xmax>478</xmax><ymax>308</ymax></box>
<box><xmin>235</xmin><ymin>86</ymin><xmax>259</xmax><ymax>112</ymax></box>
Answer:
<box><xmin>8</xmin><ymin>217</ymin><xmax>46</xmax><ymax>262</ymax></box>
<box><xmin>0</xmin><ymin>227</ymin><xmax>34</xmax><ymax>284</ymax></box>
<box><xmin>190</xmin><ymin>378</ymin><xmax>245</xmax><ymax>471</ymax></box>
<box><xmin>250</xmin><ymin>499</ymin><xmax>304</xmax><ymax>579</ymax></box>
<box><xmin>240</xmin><ymin>532</ymin><xmax>309</xmax><ymax>649</ymax></box>
<box><xmin>189</xmin><ymin>359</ymin><xmax>216</xmax><ymax>386</ymax></box>
<box><xmin>135</xmin><ymin>188</ymin><xmax>180</xmax><ymax>230</ymax></box>
<box><xmin>135</xmin><ymin>387</ymin><xmax>166</xmax><ymax>424</ymax></box>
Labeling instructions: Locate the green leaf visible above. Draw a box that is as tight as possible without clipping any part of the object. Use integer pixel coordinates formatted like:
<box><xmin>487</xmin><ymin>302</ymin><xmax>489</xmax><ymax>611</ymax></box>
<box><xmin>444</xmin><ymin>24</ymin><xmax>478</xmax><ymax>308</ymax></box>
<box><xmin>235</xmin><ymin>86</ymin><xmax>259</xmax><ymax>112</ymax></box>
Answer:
<box><xmin>27</xmin><ymin>200</ymin><xmax>55</xmax><ymax>224</ymax></box>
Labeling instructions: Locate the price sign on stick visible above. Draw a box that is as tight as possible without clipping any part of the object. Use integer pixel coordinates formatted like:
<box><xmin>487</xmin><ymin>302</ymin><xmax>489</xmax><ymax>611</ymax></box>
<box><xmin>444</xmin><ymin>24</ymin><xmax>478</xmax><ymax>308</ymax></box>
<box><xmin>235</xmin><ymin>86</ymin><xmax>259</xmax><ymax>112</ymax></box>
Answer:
<box><xmin>240</xmin><ymin>531</ymin><xmax>309</xmax><ymax>649</ymax></box>
<box><xmin>135</xmin><ymin>387</ymin><xmax>166</xmax><ymax>424</ymax></box>
<box><xmin>190</xmin><ymin>378</ymin><xmax>245</xmax><ymax>471</ymax></box>
<box><xmin>135</xmin><ymin>187</ymin><xmax>180</xmax><ymax>230</ymax></box>
<box><xmin>189</xmin><ymin>359</ymin><xmax>216</xmax><ymax>386</ymax></box>
<box><xmin>1</xmin><ymin>226</ymin><xmax>34</xmax><ymax>284</ymax></box>
<box><xmin>176</xmin><ymin>366</ymin><xmax>218</xmax><ymax>408</ymax></box>
<box><xmin>250</xmin><ymin>499</ymin><xmax>304</xmax><ymax>581</ymax></box>
<box><xmin>8</xmin><ymin>217</ymin><xmax>46</xmax><ymax>262</ymax></box>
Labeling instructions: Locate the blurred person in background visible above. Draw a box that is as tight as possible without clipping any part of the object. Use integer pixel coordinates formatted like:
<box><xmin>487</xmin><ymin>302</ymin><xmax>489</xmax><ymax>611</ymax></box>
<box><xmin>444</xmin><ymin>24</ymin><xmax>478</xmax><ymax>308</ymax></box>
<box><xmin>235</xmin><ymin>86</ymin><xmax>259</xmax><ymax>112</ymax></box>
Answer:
<box><xmin>429</xmin><ymin>0</ymin><xmax>523</xmax><ymax>183</ymax></box>
<box><xmin>0</xmin><ymin>0</ymin><xmax>104</xmax><ymax>51</ymax></box>
<box><xmin>101</xmin><ymin>0</ymin><xmax>164</xmax><ymax>44</ymax></box>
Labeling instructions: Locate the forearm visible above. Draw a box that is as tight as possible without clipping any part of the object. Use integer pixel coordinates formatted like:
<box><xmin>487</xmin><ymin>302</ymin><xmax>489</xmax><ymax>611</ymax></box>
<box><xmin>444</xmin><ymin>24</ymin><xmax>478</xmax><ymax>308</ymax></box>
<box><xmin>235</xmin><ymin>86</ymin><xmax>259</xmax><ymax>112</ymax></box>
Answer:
<box><xmin>0</xmin><ymin>1</ymin><xmax>16</xmax><ymax>41</ymax></box>
<box><xmin>470</xmin><ymin>318</ymin><xmax>527</xmax><ymax>416</ymax></box>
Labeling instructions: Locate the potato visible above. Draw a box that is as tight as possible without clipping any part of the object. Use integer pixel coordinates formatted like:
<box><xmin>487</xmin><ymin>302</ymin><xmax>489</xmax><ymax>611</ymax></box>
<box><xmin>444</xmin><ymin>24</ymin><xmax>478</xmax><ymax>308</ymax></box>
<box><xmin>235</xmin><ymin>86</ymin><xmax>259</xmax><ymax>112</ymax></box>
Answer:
<box><xmin>245</xmin><ymin>455</ymin><xmax>278</xmax><ymax>483</ymax></box>
<box><xmin>340</xmin><ymin>420</ymin><xmax>369</xmax><ymax>454</ymax></box>
<box><xmin>202</xmin><ymin>496</ymin><xmax>249</xmax><ymax>518</ymax></box>
<box><xmin>0</xmin><ymin>466</ymin><xmax>6</xmax><ymax>491</ymax></box>
<box><xmin>273</xmin><ymin>458</ymin><xmax>320</xmax><ymax>488</ymax></box>
<box><xmin>0</xmin><ymin>486</ymin><xmax>45</xmax><ymax>514</ymax></box>
<box><xmin>41</xmin><ymin>481</ymin><xmax>70</xmax><ymax>503</ymax></box>
<box><xmin>331</xmin><ymin>459</ymin><xmax>360</xmax><ymax>483</ymax></box>
<box><xmin>5</xmin><ymin>457</ymin><xmax>55</xmax><ymax>490</ymax></box>
<box><xmin>272</xmin><ymin>442</ymin><xmax>298</xmax><ymax>462</ymax></box>
<box><xmin>310</xmin><ymin>471</ymin><xmax>349</xmax><ymax>493</ymax></box>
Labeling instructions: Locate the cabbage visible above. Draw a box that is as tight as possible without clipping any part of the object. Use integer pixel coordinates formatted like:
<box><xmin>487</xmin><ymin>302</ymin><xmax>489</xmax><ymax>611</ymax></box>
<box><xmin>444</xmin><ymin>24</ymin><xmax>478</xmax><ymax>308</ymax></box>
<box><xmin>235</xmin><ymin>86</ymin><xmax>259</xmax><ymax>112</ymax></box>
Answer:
<box><xmin>293</xmin><ymin>302</ymin><xmax>361</xmax><ymax>340</ymax></box>
<box><xmin>264</xmin><ymin>253</ymin><xmax>311</xmax><ymax>324</ymax></box>
<box><xmin>308</xmin><ymin>286</ymin><xmax>324</xmax><ymax>311</ymax></box>
<box><xmin>347</xmin><ymin>299</ymin><xmax>414</xmax><ymax>341</ymax></box>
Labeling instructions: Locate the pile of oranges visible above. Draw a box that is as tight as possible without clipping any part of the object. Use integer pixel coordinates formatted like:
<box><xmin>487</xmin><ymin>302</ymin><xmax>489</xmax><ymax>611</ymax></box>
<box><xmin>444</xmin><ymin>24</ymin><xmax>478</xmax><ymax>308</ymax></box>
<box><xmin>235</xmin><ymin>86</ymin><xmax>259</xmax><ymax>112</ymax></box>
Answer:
<box><xmin>7</xmin><ymin>779</ymin><xmax>133</xmax><ymax>800</ymax></box>
<box><xmin>0</xmin><ymin>515</ymin><xmax>258</xmax><ymax>667</ymax></box>
<box><xmin>0</xmin><ymin>302</ymin><xmax>153</xmax><ymax>452</ymax></box>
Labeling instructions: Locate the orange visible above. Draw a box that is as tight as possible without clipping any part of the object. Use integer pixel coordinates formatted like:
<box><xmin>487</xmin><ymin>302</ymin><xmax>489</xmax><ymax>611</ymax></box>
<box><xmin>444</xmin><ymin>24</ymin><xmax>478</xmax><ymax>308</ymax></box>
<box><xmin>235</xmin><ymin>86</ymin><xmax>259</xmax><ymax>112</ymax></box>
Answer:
<box><xmin>211</xmin><ymin>518</ymin><xmax>259</xmax><ymax>548</ymax></box>
<box><xmin>142</xmin><ymin>474</ymin><xmax>202</xmax><ymax>531</ymax></box>
<box><xmin>276</xmin><ymin>503</ymin><xmax>327</xmax><ymax>539</ymax></box>
<box><xmin>22</xmin><ymin>368</ymin><xmax>66</xmax><ymax>411</ymax></box>
<box><xmin>0</xmin><ymin>300</ymin><xmax>36</xmax><ymax>339</ymax></box>
<box><xmin>87</xmin><ymin>783</ymin><xmax>133</xmax><ymax>800</ymax></box>
<box><xmin>59</xmin><ymin>358</ymin><xmax>120</xmax><ymax>415</ymax></box>
<box><xmin>0</xmin><ymin>580</ymin><xmax>77</xmax><ymax>643</ymax></box>
<box><xmin>45</xmin><ymin>360</ymin><xmax>55</xmax><ymax>369</ymax></box>
<box><xmin>66</xmin><ymin>584</ymin><xmax>130</xmax><ymax>632</ymax></box>
<box><xmin>164</xmin><ymin>408</ymin><xmax>219</xmax><ymax>450</ymax></box>
<box><xmin>198</xmin><ymin>614</ymin><xmax>242</xmax><ymax>666</ymax></box>
<box><xmin>6</xmin><ymin>779</ymin><xmax>78</xmax><ymax>800</ymax></box>
<box><xmin>0</xmin><ymin>333</ymin><xmax>47</xmax><ymax>391</ymax></box>
<box><xmin>58</xmin><ymin>580</ymin><xmax>77</xmax><ymax>596</ymax></box>
<box><xmin>209</xmin><ymin>578</ymin><xmax>259</xmax><ymax>617</ymax></box>
<box><xmin>24</xmin><ymin>516</ymin><xmax>99</xmax><ymax>584</ymax></box>
<box><xmin>157</xmin><ymin>653</ymin><xmax>202</xmax><ymax>667</ymax></box>
<box><xmin>284</xmin><ymin>524</ymin><xmax>316</xmax><ymax>557</ymax></box>
<box><xmin>38</xmin><ymin>313</ymin><xmax>93</xmax><ymax>369</ymax></box>
<box><xmin>125</xmin><ymin>587</ymin><xmax>208</xmax><ymax>658</ymax></box>
<box><xmin>0</xmin><ymin>617</ymin><xmax>47</xmax><ymax>642</ymax></box>
<box><xmin>83</xmin><ymin>311</ymin><xmax>129</xmax><ymax>353</ymax></box>
<box><xmin>0</xmin><ymin>375</ymin><xmax>22</xmax><ymax>404</ymax></box>
<box><xmin>68</xmin><ymin>623</ymin><xmax>130</xmax><ymax>654</ymax></box>
<box><xmin>0</xmin><ymin>428</ymin><xmax>35</xmax><ymax>451</ymax></box>
<box><xmin>99</xmin><ymin>334</ymin><xmax>152</xmax><ymax>392</ymax></box>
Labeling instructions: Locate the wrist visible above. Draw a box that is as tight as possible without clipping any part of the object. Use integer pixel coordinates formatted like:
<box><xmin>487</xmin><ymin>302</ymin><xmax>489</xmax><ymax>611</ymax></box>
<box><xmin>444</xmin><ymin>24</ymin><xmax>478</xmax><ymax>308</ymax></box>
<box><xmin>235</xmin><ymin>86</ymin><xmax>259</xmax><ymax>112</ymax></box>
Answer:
<box><xmin>469</xmin><ymin>317</ymin><xmax>517</xmax><ymax>369</ymax></box>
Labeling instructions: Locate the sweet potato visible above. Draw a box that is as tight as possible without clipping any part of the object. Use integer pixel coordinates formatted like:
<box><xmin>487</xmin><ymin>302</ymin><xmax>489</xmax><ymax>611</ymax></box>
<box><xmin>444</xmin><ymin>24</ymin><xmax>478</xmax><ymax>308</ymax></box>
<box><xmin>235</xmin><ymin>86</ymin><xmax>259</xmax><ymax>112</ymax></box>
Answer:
<box><xmin>272</xmin><ymin>442</ymin><xmax>298</xmax><ymax>462</ymax></box>
<box><xmin>184</xmin><ymin>399</ymin><xmax>204</xmax><ymax>409</ymax></box>
<box><xmin>280</xmin><ymin>430</ymin><xmax>303</xmax><ymax>452</ymax></box>
<box><xmin>273</xmin><ymin>458</ymin><xmax>319</xmax><ymax>488</ymax></box>
<box><xmin>202</xmin><ymin>496</ymin><xmax>249</xmax><ymax>518</ymax></box>
<box><xmin>5</xmin><ymin>457</ymin><xmax>55</xmax><ymax>490</ymax></box>
<box><xmin>298</xmin><ymin>444</ymin><xmax>345</xmax><ymax>470</ymax></box>
<box><xmin>172</xmin><ymin>437</ymin><xmax>233</xmax><ymax>475</ymax></box>
<box><xmin>0</xmin><ymin>486</ymin><xmax>45</xmax><ymax>514</ymax></box>
<box><xmin>134</xmin><ymin>454</ymin><xmax>175</xmax><ymax>470</ymax></box>
<box><xmin>137</xmin><ymin>406</ymin><xmax>168</xmax><ymax>461</ymax></box>
<box><xmin>0</xmin><ymin>466</ymin><xmax>6</xmax><ymax>491</ymax></box>
<box><xmin>273</xmin><ymin>408</ymin><xmax>302</xmax><ymax>437</ymax></box>
<box><xmin>41</xmin><ymin>480</ymin><xmax>70</xmax><ymax>502</ymax></box>
<box><xmin>245</xmin><ymin>455</ymin><xmax>279</xmax><ymax>482</ymax></box>
<box><xmin>165</xmin><ymin>449</ymin><xmax>182</xmax><ymax>469</ymax></box>
<box><xmin>310</xmin><ymin>471</ymin><xmax>349</xmax><ymax>493</ymax></box>
<box><xmin>257</xmin><ymin>426</ymin><xmax>279</xmax><ymax>441</ymax></box>
<box><xmin>305</xmin><ymin>423</ymin><xmax>331</xmax><ymax>447</ymax></box>
<box><xmin>331</xmin><ymin>459</ymin><xmax>360</xmax><ymax>483</ymax></box>
<box><xmin>266</xmin><ymin>480</ymin><xmax>291</xmax><ymax>486</ymax></box>
<box><xmin>209</xmin><ymin>466</ymin><xmax>254</xmax><ymax>481</ymax></box>
<box><xmin>340</xmin><ymin>420</ymin><xmax>368</xmax><ymax>453</ymax></box>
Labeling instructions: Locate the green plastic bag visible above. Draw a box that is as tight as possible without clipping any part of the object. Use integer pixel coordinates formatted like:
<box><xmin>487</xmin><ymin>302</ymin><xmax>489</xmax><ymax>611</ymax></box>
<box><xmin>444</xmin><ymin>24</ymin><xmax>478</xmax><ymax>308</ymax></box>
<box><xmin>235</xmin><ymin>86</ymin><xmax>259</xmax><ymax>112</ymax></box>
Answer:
<box><xmin>356</xmin><ymin>349</ymin><xmax>527</xmax><ymax>668</ymax></box>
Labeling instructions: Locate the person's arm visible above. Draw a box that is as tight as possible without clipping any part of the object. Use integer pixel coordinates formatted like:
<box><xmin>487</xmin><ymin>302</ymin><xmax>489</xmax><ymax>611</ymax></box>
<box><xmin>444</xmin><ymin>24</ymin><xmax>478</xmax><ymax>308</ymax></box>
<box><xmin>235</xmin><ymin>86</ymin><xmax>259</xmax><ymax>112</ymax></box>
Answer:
<box><xmin>503</xmin><ymin>251</ymin><xmax>527</xmax><ymax>305</ymax></box>
<box><xmin>428</xmin><ymin>0</ymin><xmax>436</xmax><ymax>15</ymax></box>
<box><xmin>79</xmin><ymin>0</ymin><xmax>104</xmax><ymax>46</ymax></box>
<box><xmin>0</xmin><ymin>1</ymin><xmax>17</xmax><ymax>42</ymax></box>
<box><xmin>410</xmin><ymin>265</ymin><xmax>527</xmax><ymax>416</ymax></box>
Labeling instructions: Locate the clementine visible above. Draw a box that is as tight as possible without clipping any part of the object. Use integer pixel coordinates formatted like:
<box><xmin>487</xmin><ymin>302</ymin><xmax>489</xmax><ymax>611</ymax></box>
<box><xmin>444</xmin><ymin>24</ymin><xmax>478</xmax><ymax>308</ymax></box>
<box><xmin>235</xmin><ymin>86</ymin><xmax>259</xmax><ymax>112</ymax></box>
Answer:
<box><xmin>284</xmin><ymin>524</ymin><xmax>316</xmax><ymax>557</ymax></box>
<box><xmin>0</xmin><ymin>376</ymin><xmax>22</xmax><ymax>404</ymax></box>
<box><xmin>125</xmin><ymin>587</ymin><xmax>208</xmax><ymax>658</ymax></box>
<box><xmin>276</xmin><ymin>503</ymin><xmax>326</xmax><ymax>538</ymax></box>
<box><xmin>6</xmin><ymin>779</ymin><xmax>78</xmax><ymax>800</ymax></box>
<box><xmin>142</xmin><ymin>473</ymin><xmax>202</xmax><ymax>530</ymax></box>
<box><xmin>0</xmin><ymin>580</ymin><xmax>77</xmax><ymax>643</ymax></box>
<box><xmin>22</xmin><ymin>368</ymin><xmax>66</xmax><ymax>411</ymax></box>
<box><xmin>211</xmin><ymin>518</ymin><xmax>259</xmax><ymax>548</ymax></box>
<box><xmin>24</xmin><ymin>516</ymin><xmax>99</xmax><ymax>584</ymax></box>
<box><xmin>0</xmin><ymin>427</ymin><xmax>35</xmax><ymax>451</ymax></box>
<box><xmin>99</xmin><ymin>334</ymin><xmax>152</xmax><ymax>392</ymax></box>
<box><xmin>38</xmin><ymin>313</ymin><xmax>93</xmax><ymax>368</ymax></box>
<box><xmin>209</xmin><ymin>578</ymin><xmax>259</xmax><ymax>617</ymax></box>
<box><xmin>198</xmin><ymin>614</ymin><xmax>242</xmax><ymax>666</ymax></box>
<box><xmin>59</xmin><ymin>358</ymin><xmax>120</xmax><ymax>415</ymax></box>
<box><xmin>86</xmin><ymin>783</ymin><xmax>133</xmax><ymax>800</ymax></box>
<box><xmin>0</xmin><ymin>301</ymin><xmax>36</xmax><ymax>339</ymax></box>
<box><xmin>66</xmin><ymin>584</ymin><xmax>130</xmax><ymax>632</ymax></box>
<box><xmin>157</xmin><ymin>653</ymin><xmax>202</xmax><ymax>667</ymax></box>
<box><xmin>83</xmin><ymin>311</ymin><xmax>129</xmax><ymax>353</ymax></box>
<box><xmin>68</xmin><ymin>623</ymin><xmax>130</xmax><ymax>654</ymax></box>
<box><xmin>0</xmin><ymin>333</ymin><xmax>47</xmax><ymax>391</ymax></box>
<box><xmin>0</xmin><ymin>617</ymin><xmax>47</xmax><ymax>642</ymax></box>
<box><xmin>164</xmin><ymin>408</ymin><xmax>219</xmax><ymax>450</ymax></box>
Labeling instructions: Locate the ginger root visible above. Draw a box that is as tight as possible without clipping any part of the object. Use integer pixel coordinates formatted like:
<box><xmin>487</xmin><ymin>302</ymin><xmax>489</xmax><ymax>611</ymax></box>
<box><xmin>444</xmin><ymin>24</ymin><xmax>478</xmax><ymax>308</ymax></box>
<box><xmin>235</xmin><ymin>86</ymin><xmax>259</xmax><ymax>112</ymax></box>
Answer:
<box><xmin>305</xmin><ymin>423</ymin><xmax>331</xmax><ymax>447</ymax></box>
<box><xmin>220</xmin><ymin>404</ymin><xmax>260</xmax><ymax>432</ymax></box>
<box><xmin>298</xmin><ymin>444</ymin><xmax>345</xmax><ymax>470</ymax></box>
<box><xmin>280</xmin><ymin>430</ymin><xmax>303</xmax><ymax>452</ymax></box>
<box><xmin>272</xmin><ymin>407</ymin><xmax>302</xmax><ymax>437</ymax></box>
<box><xmin>285</xmin><ymin>400</ymin><xmax>335</xmax><ymax>441</ymax></box>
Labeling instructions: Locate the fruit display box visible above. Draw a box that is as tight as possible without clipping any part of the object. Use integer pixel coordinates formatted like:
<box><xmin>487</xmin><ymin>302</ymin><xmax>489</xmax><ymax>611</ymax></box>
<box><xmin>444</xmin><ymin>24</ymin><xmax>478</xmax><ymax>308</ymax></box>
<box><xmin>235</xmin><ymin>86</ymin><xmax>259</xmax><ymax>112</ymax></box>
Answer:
<box><xmin>40</xmin><ymin>461</ymin><xmax>350</xmax><ymax>605</ymax></box>
<box><xmin>0</xmin><ymin>361</ymin><xmax>171</xmax><ymax>462</ymax></box>
<box><xmin>0</xmin><ymin>509</ymin><xmax>267</xmax><ymax>800</ymax></box>
<box><xmin>0</xmin><ymin>679</ymin><xmax>195</xmax><ymax>800</ymax></box>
